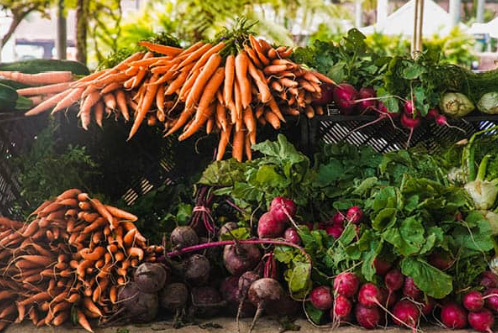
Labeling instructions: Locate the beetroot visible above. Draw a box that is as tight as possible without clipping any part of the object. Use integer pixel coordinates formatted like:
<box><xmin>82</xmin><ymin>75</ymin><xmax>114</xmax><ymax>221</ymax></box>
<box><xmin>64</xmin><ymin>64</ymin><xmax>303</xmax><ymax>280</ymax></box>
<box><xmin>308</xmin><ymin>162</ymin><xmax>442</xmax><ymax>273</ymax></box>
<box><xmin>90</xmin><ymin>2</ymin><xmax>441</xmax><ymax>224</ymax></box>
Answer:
<box><xmin>385</xmin><ymin>269</ymin><xmax>404</xmax><ymax>292</ymax></box>
<box><xmin>428</xmin><ymin>251</ymin><xmax>453</xmax><ymax>270</ymax></box>
<box><xmin>189</xmin><ymin>286</ymin><xmax>224</xmax><ymax>318</ymax></box>
<box><xmin>355</xmin><ymin>303</ymin><xmax>381</xmax><ymax>329</ymax></box>
<box><xmin>463</xmin><ymin>291</ymin><xmax>485</xmax><ymax>312</ymax></box>
<box><xmin>468</xmin><ymin>309</ymin><xmax>495</xmax><ymax>333</ymax></box>
<box><xmin>134</xmin><ymin>263</ymin><xmax>168</xmax><ymax>293</ymax></box>
<box><xmin>184</xmin><ymin>254</ymin><xmax>210</xmax><ymax>285</ymax></box>
<box><xmin>483</xmin><ymin>288</ymin><xmax>498</xmax><ymax>312</ymax></box>
<box><xmin>358</xmin><ymin>283</ymin><xmax>381</xmax><ymax>308</ymax></box>
<box><xmin>357</xmin><ymin>87</ymin><xmax>377</xmax><ymax>114</ymax></box>
<box><xmin>333</xmin><ymin>272</ymin><xmax>360</xmax><ymax>298</ymax></box>
<box><xmin>313</xmin><ymin>82</ymin><xmax>335</xmax><ymax>106</ymax></box>
<box><xmin>248</xmin><ymin>278</ymin><xmax>284</xmax><ymax>330</ymax></box>
<box><xmin>257</xmin><ymin>212</ymin><xmax>285</xmax><ymax>239</ymax></box>
<box><xmin>441</xmin><ymin>303</ymin><xmax>468</xmax><ymax>329</ymax></box>
<box><xmin>220</xmin><ymin>276</ymin><xmax>255</xmax><ymax>317</ymax></box>
<box><xmin>333</xmin><ymin>83</ymin><xmax>358</xmax><ymax>114</ymax></box>
<box><xmin>392</xmin><ymin>299</ymin><xmax>420</xmax><ymax>329</ymax></box>
<box><xmin>332</xmin><ymin>294</ymin><xmax>352</xmax><ymax>321</ymax></box>
<box><xmin>267</xmin><ymin>292</ymin><xmax>300</xmax><ymax>317</ymax></box>
<box><xmin>403</xmin><ymin>277</ymin><xmax>422</xmax><ymax>299</ymax></box>
<box><xmin>159</xmin><ymin>282</ymin><xmax>189</xmax><ymax>312</ymax></box>
<box><xmin>270</xmin><ymin>197</ymin><xmax>297</xmax><ymax>224</ymax></box>
<box><xmin>238</xmin><ymin>271</ymin><xmax>260</xmax><ymax>298</ymax></box>
<box><xmin>118</xmin><ymin>283</ymin><xmax>159</xmax><ymax>323</ymax></box>
<box><xmin>480</xmin><ymin>271</ymin><xmax>498</xmax><ymax>289</ymax></box>
<box><xmin>373</xmin><ymin>258</ymin><xmax>391</xmax><ymax>276</ymax></box>
<box><xmin>170</xmin><ymin>226</ymin><xmax>199</xmax><ymax>250</ymax></box>
<box><xmin>325</xmin><ymin>224</ymin><xmax>344</xmax><ymax>239</ymax></box>
<box><xmin>310</xmin><ymin>286</ymin><xmax>333</xmax><ymax>311</ymax></box>
<box><xmin>346</xmin><ymin>206</ymin><xmax>363</xmax><ymax>224</ymax></box>
<box><xmin>223</xmin><ymin>243</ymin><xmax>261</xmax><ymax>276</ymax></box>
<box><xmin>284</xmin><ymin>228</ymin><xmax>301</xmax><ymax>244</ymax></box>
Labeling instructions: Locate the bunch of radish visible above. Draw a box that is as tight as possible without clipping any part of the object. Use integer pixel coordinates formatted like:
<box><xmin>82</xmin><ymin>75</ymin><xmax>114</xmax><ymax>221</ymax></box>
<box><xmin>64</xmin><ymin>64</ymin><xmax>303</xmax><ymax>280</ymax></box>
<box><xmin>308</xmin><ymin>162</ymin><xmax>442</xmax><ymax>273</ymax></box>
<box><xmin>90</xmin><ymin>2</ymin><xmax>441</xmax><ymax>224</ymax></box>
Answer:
<box><xmin>323</xmin><ymin>206</ymin><xmax>364</xmax><ymax>239</ymax></box>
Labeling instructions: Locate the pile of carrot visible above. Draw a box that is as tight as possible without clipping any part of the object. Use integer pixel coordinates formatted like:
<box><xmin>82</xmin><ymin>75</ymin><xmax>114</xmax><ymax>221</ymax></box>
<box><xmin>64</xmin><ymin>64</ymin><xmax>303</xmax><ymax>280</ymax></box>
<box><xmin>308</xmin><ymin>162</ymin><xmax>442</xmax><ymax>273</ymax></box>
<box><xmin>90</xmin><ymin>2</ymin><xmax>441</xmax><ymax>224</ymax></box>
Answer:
<box><xmin>0</xmin><ymin>189</ymin><xmax>160</xmax><ymax>332</ymax></box>
<box><xmin>15</xmin><ymin>35</ymin><xmax>334</xmax><ymax>162</ymax></box>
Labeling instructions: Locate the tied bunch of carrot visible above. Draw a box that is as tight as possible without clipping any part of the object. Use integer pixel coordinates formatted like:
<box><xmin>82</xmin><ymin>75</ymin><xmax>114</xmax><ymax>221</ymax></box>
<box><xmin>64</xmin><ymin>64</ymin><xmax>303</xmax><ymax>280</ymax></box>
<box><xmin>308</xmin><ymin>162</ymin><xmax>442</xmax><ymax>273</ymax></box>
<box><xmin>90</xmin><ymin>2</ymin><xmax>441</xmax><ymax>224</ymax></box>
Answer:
<box><xmin>0</xmin><ymin>189</ymin><xmax>161</xmax><ymax>332</ymax></box>
<box><xmin>19</xmin><ymin>35</ymin><xmax>333</xmax><ymax>162</ymax></box>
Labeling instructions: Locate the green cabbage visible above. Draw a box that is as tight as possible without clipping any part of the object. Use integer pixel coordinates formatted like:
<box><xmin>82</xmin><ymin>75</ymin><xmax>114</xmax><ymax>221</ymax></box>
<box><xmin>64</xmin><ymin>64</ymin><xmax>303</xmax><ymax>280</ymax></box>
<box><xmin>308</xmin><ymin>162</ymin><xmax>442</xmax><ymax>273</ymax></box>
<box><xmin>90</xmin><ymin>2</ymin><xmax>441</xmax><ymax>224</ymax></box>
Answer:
<box><xmin>440</xmin><ymin>92</ymin><xmax>475</xmax><ymax>118</ymax></box>
<box><xmin>477</xmin><ymin>92</ymin><xmax>498</xmax><ymax>114</ymax></box>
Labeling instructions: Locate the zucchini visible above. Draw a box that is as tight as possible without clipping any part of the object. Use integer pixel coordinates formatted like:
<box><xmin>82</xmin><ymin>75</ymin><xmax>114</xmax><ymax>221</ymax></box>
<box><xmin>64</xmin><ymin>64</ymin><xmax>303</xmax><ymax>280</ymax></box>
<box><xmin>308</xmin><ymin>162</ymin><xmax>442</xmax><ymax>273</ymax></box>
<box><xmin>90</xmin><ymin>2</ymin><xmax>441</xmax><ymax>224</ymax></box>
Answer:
<box><xmin>0</xmin><ymin>59</ymin><xmax>90</xmax><ymax>76</ymax></box>
<box><xmin>0</xmin><ymin>79</ymin><xmax>30</xmax><ymax>90</ymax></box>
<box><xmin>0</xmin><ymin>83</ymin><xmax>19</xmax><ymax>112</ymax></box>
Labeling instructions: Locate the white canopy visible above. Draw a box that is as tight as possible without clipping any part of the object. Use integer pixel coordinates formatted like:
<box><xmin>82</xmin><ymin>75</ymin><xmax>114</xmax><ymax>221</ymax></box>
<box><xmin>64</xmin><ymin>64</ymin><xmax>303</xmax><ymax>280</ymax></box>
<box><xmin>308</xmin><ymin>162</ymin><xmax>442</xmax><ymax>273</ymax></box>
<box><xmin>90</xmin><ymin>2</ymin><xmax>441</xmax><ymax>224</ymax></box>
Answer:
<box><xmin>468</xmin><ymin>18</ymin><xmax>498</xmax><ymax>38</ymax></box>
<box><xmin>360</xmin><ymin>0</ymin><xmax>467</xmax><ymax>37</ymax></box>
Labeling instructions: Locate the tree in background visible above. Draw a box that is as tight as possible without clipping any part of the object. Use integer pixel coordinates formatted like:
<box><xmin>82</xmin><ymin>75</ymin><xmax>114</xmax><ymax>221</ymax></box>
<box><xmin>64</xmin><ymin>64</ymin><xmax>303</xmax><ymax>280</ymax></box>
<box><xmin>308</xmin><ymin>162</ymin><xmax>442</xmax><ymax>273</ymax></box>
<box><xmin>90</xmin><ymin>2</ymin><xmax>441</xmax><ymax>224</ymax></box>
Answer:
<box><xmin>0</xmin><ymin>0</ymin><xmax>52</xmax><ymax>47</ymax></box>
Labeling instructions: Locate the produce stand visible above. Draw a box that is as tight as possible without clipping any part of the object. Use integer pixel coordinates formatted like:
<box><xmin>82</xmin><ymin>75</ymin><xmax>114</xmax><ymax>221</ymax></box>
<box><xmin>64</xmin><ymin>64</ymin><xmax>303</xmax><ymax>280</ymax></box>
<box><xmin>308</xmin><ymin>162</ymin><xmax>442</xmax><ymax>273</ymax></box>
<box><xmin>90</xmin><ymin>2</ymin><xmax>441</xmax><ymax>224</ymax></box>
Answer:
<box><xmin>1</xmin><ymin>20</ymin><xmax>498</xmax><ymax>333</ymax></box>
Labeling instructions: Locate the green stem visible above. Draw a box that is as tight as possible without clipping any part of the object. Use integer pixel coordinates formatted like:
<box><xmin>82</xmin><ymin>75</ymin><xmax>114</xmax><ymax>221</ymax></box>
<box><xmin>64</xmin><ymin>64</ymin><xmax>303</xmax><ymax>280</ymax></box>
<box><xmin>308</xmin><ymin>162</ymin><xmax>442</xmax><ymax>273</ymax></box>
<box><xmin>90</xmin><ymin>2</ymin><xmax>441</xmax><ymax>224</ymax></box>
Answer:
<box><xmin>464</xmin><ymin>125</ymin><xmax>498</xmax><ymax>182</ymax></box>
<box><xmin>477</xmin><ymin>155</ymin><xmax>491</xmax><ymax>182</ymax></box>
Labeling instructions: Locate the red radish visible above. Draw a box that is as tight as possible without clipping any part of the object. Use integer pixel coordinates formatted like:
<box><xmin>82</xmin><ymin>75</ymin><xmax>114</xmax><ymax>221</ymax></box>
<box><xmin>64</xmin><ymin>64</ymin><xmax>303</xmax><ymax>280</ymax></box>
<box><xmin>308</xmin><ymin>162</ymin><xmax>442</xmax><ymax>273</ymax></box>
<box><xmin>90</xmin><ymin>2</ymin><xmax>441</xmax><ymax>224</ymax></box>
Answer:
<box><xmin>428</xmin><ymin>251</ymin><xmax>453</xmax><ymax>271</ymax></box>
<box><xmin>345</xmin><ymin>101</ymin><xmax>399</xmax><ymax>139</ymax></box>
<box><xmin>378</xmin><ymin>101</ymin><xmax>400</xmax><ymax>119</ymax></box>
<box><xmin>358</xmin><ymin>283</ymin><xmax>382</xmax><ymax>308</ymax></box>
<box><xmin>270</xmin><ymin>197</ymin><xmax>297</xmax><ymax>224</ymax></box>
<box><xmin>403</xmin><ymin>277</ymin><xmax>422</xmax><ymax>299</ymax></box>
<box><xmin>373</xmin><ymin>258</ymin><xmax>392</xmax><ymax>276</ymax></box>
<box><xmin>332</xmin><ymin>294</ymin><xmax>352</xmax><ymax>321</ymax></box>
<box><xmin>483</xmin><ymin>288</ymin><xmax>498</xmax><ymax>312</ymax></box>
<box><xmin>421</xmin><ymin>297</ymin><xmax>436</xmax><ymax>316</ymax></box>
<box><xmin>325</xmin><ymin>224</ymin><xmax>344</xmax><ymax>239</ymax></box>
<box><xmin>463</xmin><ymin>291</ymin><xmax>485</xmax><ymax>312</ymax></box>
<box><xmin>257</xmin><ymin>212</ymin><xmax>284</xmax><ymax>239</ymax></box>
<box><xmin>284</xmin><ymin>228</ymin><xmax>301</xmax><ymax>245</ymax></box>
<box><xmin>356</xmin><ymin>87</ymin><xmax>377</xmax><ymax>114</ymax></box>
<box><xmin>333</xmin><ymin>83</ymin><xmax>358</xmax><ymax>114</ymax></box>
<box><xmin>426</xmin><ymin>108</ymin><xmax>439</xmax><ymax>119</ymax></box>
<box><xmin>313</xmin><ymin>82</ymin><xmax>335</xmax><ymax>106</ymax></box>
<box><xmin>248</xmin><ymin>278</ymin><xmax>284</xmax><ymax>331</ymax></box>
<box><xmin>310</xmin><ymin>286</ymin><xmax>333</xmax><ymax>311</ymax></box>
<box><xmin>392</xmin><ymin>299</ymin><xmax>420</xmax><ymax>329</ymax></box>
<box><xmin>378</xmin><ymin>287</ymin><xmax>397</xmax><ymax>308</ymax></box>
<box><xmin>332</xmin><ymin>212</ymin><xmax>345</xmax><ymax>226</ymax></box>
<box><xmin>480</xmin><ymin>271</ymin><xmax>498</xmax><ymax>289</ymax></box>
<box><xmin>223</xmin><ymin>243</ymin><xmax>261</xmax><ymax>276</ymax></box>
<box><xmin>346</xmin><ymin>206</ymin><xmax>363</xmax><ymax>224</ymax></box>
<box><xmin>385</xmin><ymin>269</ymin><xmax>404</xmax><ymax>292</ymax></box>
<box><xmin>400</xmin><ymin>113</ymin><xmax>421</xmax><ymax>148</ymax></box>
<box><xmin>434</xmin><ymin>114</ymin><xmax>466</xmax><ymax>133</ymax></box>
<box><xmin>468</xmin><ymin>309</ymin><xmax>495</xmax><ymax>333</ymax></box>
<box><xmin>333</xmin><ymin>272</ymin><xmax>360</xmax><ymax>298</ymax></box>
<box><xmin>441</xmin><ymin>303</ymin><xmax>468</xmax><ymax>329</ymax></box>
<box><xmin>355</xmin><ymin>303</ymin><xmax>381</xmax><ymax>329</ymax></box>
<box><xmin>404</xmin><ymin>99</ymin><xmax>415</xmax><ymax>116</ymax></box>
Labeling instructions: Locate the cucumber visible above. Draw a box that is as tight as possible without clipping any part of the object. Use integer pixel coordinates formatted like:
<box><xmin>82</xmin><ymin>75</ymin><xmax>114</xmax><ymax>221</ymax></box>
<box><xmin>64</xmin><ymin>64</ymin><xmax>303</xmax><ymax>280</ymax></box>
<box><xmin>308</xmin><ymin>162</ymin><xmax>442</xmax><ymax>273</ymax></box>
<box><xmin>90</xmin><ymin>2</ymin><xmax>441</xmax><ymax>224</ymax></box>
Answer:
<box><xmin>0</xmin><ymin>79</ymin><xmax>30</xmax><ymax>90</ymax></box>
<box><xmin>0</xmin><ymin>59</ymin><xmax>90</xmax><ymax>75</ymax></box>
<box><xmin>0</xmin><ymin>83</ymin><xmax>19</xmax><ymax>112</ymax></box>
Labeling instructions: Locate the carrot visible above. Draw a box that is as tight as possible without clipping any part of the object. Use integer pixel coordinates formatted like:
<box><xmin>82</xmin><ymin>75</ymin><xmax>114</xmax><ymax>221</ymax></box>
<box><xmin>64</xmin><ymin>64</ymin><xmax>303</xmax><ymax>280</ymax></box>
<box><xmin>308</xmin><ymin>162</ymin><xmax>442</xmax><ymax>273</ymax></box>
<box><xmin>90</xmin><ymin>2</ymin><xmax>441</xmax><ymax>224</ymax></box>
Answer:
<box><xmin>18</xmin><ymin>292</ymin><xmax>51</xmax><ymax>307</ymax></box>
<box><xmin>104</xmin><ymin>205</ymin><xmax>138</xmax><ymax>221</ymax></box>
<box><xmin>109</xmin><ymin>285</ymin><xmax>117</xmax><ymax>304</ymax></box>
<box><xmin>128</xmin><ymin>73</ymin><xmax>160</xmax><ymax>140</ymax></box>
<box><xmin>82</xmin><ymin>297</ymin><xmax>103</xmax><ymax>317</ymax></box>
<box><xmin>93</xmin><ymin>72</ymin><xmax>130</xmax><ymax>87</ymax></box>
<box><xmin>76</xmin><ymin>309</ymin><xmax>94</xmax><ymax>332</ymax></box>
<box><xmin>223</xmin><ymin>54</ymin><xmax>235</xmax><ymax>107</ymax></box>
<box><xmin>100</xmin><ymin>82</ymin><xmax>120</xmax><ymax>94</ymax></box>
<box><xmin>0</xmin><ymin>70</ymin><xmax>73</xmax><ymax>85</ymax></box>
<box><xmin>305</xmin><ymin>105</ymin><xmax>315</xmax><ymax>119</ymax></box>
<box><xmin>263</xmin><ymin>64</ymin><xmax>288</xmax><ymax>75</ymax></box>
<box><xmin>277</xmin><ymin>46</ymin><xmax>293</xmax><ymax>58</ymax></box>
<box><xmin>189</xmin><ymin>42</ymin><xmax>226</xmax><ymax>74</ymax></box>
<box><xmin>127</xmin><ymin>247</ymin><xmax>144</xmax><ymax>260</ymax></box>
<box><xmin>127</xmin><ymin>66</ymin><xmax>148</xmax><ymax>89</ymax></box>
<box><xmin>185</xmin><ymin>53</ymin><xmax>222</xmax><ymax>110</ymax></box>
<box><xmin>93</xmin><ymin>101</ymin><xmax>105</xmax><ymax>128</ymax></box>
<box><xmin>80</xmin><ymin>247</ymin><xmax>106</xmax><ymax>261</ymax></box>
<box><xmin>20</xmin><ymin>222</ymin><xmax>39</xmax><ymax>238</ymax></box>
<box><xmin>82</xmin><ymin>217</ymin><xmax>106</xmax><ymax>234</ymax></box>
<box><xmin>123</xmin><ymin>229</ymin><xmax>137</xmax><ymax>247</ymax></box>
<box><xmin>245</xmin><ymin>134</ymin><xmax>252</xmax><ymax>160</ymax></box>
<box><xmin>24</xmin><ymin>90</ymin><xmax>71</xmax><ymax>116</ymax></box>
<box><xmin>138</xmin><ymin>41</ymin><xmax>183</xmax><ymax>56</ymax></box>
<box><xmin>53</xmin><ymin>311</ymin><xmax>69</xmax><ymax>326</ymax></box>
<box><xmin>17</xmin><ymin>82</ymin><xmax>71</xmax><ymax>96</ymax></box>
<box><xmin>268</xmin><ymin>97</ymin><xmax>286</xmax><ymax>122</ymax></box>
<box><xmin>244</xmin><ymin>44</ymin><xmax>263</xmax><ymax>68</ymax></box>
<box><xmin>235</xmin><ymin>51</ymin><xmax>252</xmax><ymax>109</ymax></box>
<box><xmin>315</xmin><ymin>105</ymin><xmax>324</xmax><ymax>116</ymax></box>
<box><xmin>165</xmin><ymin>62</ymin><xmax>195</xmax><ymax>95</ymax></box>
<box><xmin>311</xmin><ymin>71</ymin><xmax>336</xmax><ymax>85</ymax></box>
<box><xmin>216</xmin><ymin>102</ymin><xmax>228</xmax><ymax>132</ymax></box>
<box><xmin>114</xmin><ymin>89</ymin><xmax>129</xmax><ymax>121</ymax></box>
<box><xmin>178</xmin><ymin>43</ymin><xmax>212</xmax><ymax>69</ymax></box>
<box><xmin>233</xmin><ymin>80</ymin><xmax>242</xmax><ymax>125</ymax></box>
<box><xmin>0</xmin><ymin>217</ymin><xmax>23</xmax><ymax>230</ymax></box>
<box><xmin>265</xmin><ymin>111</ymin><xmax>281</xmax><ymax>129</ymax></box>
<box><xmin>247</xmin><ymin>61</ymin><xmax>272</xmax><ymax>103</ymax></box>
<box><xmin>0</xmin><ymin>304</ymin><xmax>16</xmax><ymax>318</ymax></box>
<box><xmin>78</xmin><ymin>92</ymin><xmax>99</xmax><ymax>130</ymax></box>
<box><xmin>267</xmin><ymin>47</ymin><xmax>277</xmax><ymax>59</ymax></box>
<box><xmin>249</xmin><ymin>35</ymin><xmax>270</xmax><ymax>65</ymax></box>
<box><xmin>232</xmin><ymin>127</ymin><xmax>245</xmax><ymax>162</ymax></box>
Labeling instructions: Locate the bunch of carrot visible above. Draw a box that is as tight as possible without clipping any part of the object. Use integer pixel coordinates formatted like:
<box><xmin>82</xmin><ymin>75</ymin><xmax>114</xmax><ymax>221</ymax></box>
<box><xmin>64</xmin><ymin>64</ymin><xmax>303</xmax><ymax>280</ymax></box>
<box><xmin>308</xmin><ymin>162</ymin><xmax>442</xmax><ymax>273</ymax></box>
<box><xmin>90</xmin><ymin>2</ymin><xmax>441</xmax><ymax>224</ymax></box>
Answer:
<box><xmin>17</xmin><ymin>35</ymin><xmax>333</xmax><ymax>162</ymax></box>
<box><xmin>0</xmin><ymin>189</ymin><xmax>160</xmax><ymax>332</ymax></box>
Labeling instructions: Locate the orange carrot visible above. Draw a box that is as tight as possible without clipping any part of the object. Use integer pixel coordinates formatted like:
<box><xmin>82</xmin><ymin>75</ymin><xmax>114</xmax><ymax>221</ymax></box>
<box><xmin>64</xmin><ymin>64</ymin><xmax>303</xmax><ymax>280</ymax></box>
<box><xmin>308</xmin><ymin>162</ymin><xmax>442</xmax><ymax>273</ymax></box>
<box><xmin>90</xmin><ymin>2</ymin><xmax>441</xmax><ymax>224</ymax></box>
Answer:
<box><xmin>247</xmin><ymin>61</ymin><xmax>272</xmax><ymax>103</ymax></box>
<box><xmin>265</xmin><ymin>111</ymin><xmax>281</xmax><ymax>129</ymax></box>
<box><xmin>24</xmin><ymin>90</ymin><xmax>71</xmax><ymax>116</ymax></box>
<box><xmin>185</xmin><ymin>53</ymin><xmax>222</xmax><ymax>110</ymax></box>
<box><xmin>244</xmin><ymin>44</ymin><xmax>263</xmax><ymax>68</ymax></box>
<box><xmin>245</xmin><ymin>134</ymin><xmax>252</xmax><ymax>160</ymax></box>
<box><xmin>165</xmin><ymin>62</ymin><xmax>195</xmax><ymax>95</ymax></box>
<box><xmin>216</xmin><ymin>102</ymin><xmax>228</xmax><ymax>132</ymax></box>
<box><xmin>102</xmin><ymin>93</ymin><xmax>117</xmax><ymax>111</ymax></box>
<box><xmin>127</xmin><ymin>247</ymin><xmax>144</xmax><ymax>260</ymax></box>
<box><xmin>178</xmin><ymin>68</ymin><xmax>201</xmax><ymax>101</ymax></box>
<box><xmin>232</xmin><ymin>127</ymin><xmax>245</xmax><ymax>162</ymax></box>
<box><xmin>17</xmin><ymin>82</ymin><xmax>71</xmax><ymax>96</ymax></box>
<box><xmin>249</xmin><ymin>35</ymin><xmax>270</xmax><ymax>65</ymax></box>
<box><xmin>138</xmin><ymin>41</ymin><xmax>183</xmax><ymax>56</ymax></box>
<box><xmin>233</xmin><ymin>80</ymin><xmax>242</xmax><ymax>125</ymax></box>
<box><xmin>235</xmin><ymin>51</ymin><xmax>251</xmax><ymax>109</ymax></box>
<box><xmin>263</xmin><ymin>64</ymin><xmax>288</xmax><ymax>74</ymax></box>
<box><xmin>178</xmin><ymin>43</ymin><xmax>212</xmax><ymax>68</ymax></box>
<box><xmin>100</xmin><ymin>82</ymin><xmax>120</xmax><ymax>94</ymax></box>
<box><xmin>243</xmin><ymin>107</ymin><xmax>256</xmax><ymax>144</ymax></box>
<box><xmin>128</xmin><ymin>73</ymin><xmax>160</xmax><ymax>140</ymax></box>
<box><xmin>0</xmin><ymin>71</ymin><xmax>73</xmax><ymax>85</ymax></box>
<box><xmin>189</xmin><ymin>42</ymin><xmax>225</xmax><ymax>74</ymax></box>
<box><xmin>267</xmin><ymin>47</ymin><xmax>277</xmax><ymax>59</ymax></box>
<box><xmin>115</xmin><ymin>89</ymin><xmax>129</xmax><ymax>121</ymax></box>
<box><xmin>82</xmin><ymin>297</ymin><xmax>103</xmax><ymax>317</ymax></box>
<box><xmin>311</xmin><ymin>71</ymin><xmax>336</xmax><ymax>85</ymax></box>
<box><xmin>94</xmin><ymin>101</ymin><xmax>104</xmax><ymax>128</ymax></box>
<box><xmin>76</xmin><ymin>309</ymin><xmax>93</xmax><ymax>332</ymax></box>
<box><xmin>104</xmin><ymin>205</ymin><xmax>138</xmax><ymax>221</ymax></box>
<box><xmin>305</xmin><ymin>105</ymin><xmax>315</xmax><ymax>118</ymax></box>
<box><xmin>268</xmin><ymin>97</ymin><xmax>285</xmax><ymax>122</ymax></box>
<box><xmin>223</xmin><ymin>54</ymin><xmax>235</xmax><ymax>107</ymax></box>
<box><xmin>80</xmin><ymin>247</ymin><xmax>105</xmax><ymax>261</ymax></box>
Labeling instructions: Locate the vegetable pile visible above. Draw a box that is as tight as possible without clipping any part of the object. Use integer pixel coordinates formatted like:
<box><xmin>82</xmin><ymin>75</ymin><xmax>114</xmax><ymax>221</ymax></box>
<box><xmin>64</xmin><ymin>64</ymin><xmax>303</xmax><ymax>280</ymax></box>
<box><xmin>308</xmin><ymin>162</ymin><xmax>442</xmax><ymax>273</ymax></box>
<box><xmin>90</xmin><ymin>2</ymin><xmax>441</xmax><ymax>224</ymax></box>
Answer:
<box><xmin>11</xmin><ymin>22</ymin><xmax>332</xmax><ymax>162</ymax></box>
<box><xmin>0</xmin><ymin>189</ymin><xmax>160</xmax><ymax>332</ymax></box>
